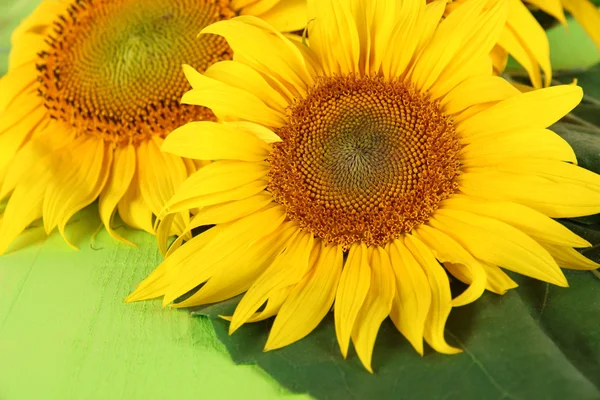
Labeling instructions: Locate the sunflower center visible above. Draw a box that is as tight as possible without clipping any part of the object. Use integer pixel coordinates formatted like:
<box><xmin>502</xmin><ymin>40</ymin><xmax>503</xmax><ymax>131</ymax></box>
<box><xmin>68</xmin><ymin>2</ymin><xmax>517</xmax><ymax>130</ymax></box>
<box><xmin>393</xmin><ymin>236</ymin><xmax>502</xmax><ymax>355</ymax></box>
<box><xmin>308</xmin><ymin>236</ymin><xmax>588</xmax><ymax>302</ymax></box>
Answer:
<box><xmin>37</xmin><ymin>0</ymin><xmax>235</xmax><ymax>145</ymax></box>
<box><xmin>268</xmin><ymin>75</ymin><xmax>462</xmax><ymax>248</ymax></box>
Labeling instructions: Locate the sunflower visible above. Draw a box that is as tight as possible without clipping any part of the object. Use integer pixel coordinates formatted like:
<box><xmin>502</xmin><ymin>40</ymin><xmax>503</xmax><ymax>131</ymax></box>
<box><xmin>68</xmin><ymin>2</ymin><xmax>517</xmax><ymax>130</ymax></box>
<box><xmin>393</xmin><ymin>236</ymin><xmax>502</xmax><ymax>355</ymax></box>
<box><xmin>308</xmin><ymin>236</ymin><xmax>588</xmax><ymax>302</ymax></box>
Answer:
<box><xmin>127</xmin><ymin>0</ymin><xmax>600</xmax><ymax>371</ymax></box>
<box><xmin>0</xmin><ymin>0</ymin><xmax>306</xmax><ymax>254</ymax></box>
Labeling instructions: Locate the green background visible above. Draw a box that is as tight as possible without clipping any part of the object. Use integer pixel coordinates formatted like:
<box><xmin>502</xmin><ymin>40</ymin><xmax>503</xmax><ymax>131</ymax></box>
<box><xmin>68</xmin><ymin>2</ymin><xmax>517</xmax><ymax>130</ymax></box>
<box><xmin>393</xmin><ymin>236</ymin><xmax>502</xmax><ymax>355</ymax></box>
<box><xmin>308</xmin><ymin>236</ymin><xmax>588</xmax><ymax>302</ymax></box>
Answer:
<box><xmin>1</xmin><ymin>1</ymin><xmax>600</xmax><ymax>400</ymax></box>
<box><xmin>0</xmin><ymin>206</ymin><xmax>312</xmax><ymax>399</ymax></box>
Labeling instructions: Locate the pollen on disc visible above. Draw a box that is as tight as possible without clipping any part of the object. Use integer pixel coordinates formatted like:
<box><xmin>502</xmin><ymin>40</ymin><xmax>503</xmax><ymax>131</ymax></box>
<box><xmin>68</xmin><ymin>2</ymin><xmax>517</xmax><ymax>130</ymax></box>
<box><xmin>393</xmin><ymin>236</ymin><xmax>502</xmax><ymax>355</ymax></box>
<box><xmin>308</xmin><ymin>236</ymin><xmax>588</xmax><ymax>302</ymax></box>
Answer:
<box><xmin>268</xmin><ymin>75</ymin><xmax>462</xmax><ymax>248</ymax></box>
<box><xmin>37</xmin><ymin>0</ymin><xmax>236</xmax><ymax>145</ymax></box>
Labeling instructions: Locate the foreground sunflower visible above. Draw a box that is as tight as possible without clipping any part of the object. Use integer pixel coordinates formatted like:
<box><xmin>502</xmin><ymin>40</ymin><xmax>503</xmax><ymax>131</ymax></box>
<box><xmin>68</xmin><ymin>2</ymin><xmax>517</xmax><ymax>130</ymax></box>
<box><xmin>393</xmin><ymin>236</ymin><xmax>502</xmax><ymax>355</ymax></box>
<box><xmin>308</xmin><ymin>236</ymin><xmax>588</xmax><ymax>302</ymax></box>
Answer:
<box><xmin>0</xmin><ymin>0</ymin><xmax>306</xmax><ymax>254</ymax></box>
<box><xmin>127</xmin><ymin>0</ymin><xmax>600</xmax><ymax>371</ymax></box>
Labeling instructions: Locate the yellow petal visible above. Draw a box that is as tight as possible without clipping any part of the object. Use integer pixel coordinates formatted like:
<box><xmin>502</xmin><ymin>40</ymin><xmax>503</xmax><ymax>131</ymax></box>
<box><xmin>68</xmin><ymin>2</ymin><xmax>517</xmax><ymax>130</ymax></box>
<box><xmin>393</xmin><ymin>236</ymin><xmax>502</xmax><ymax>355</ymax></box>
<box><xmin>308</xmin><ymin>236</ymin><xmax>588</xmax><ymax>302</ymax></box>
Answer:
<box><xmin>182</xmin><ymin>65</ymin><xmax>286</xmax><ymax>128</ymax></box>
<box><xmin>334</xmin><ymin>242</ymin><xmax>371</xmax><ymax>358</ymax></box>
<box><xmin>99</xmin><ymin>144</ymin><xmax>136</xmax><ymax>246</ymax></box>
<box><xmin>541</xmin><ymin>243</ymin><xmax>600</xmax><ymax>271</ymax></box>
<box><xmin>138</xmin><ymin>138</ymin><xmax>189</xmax><ymax>235</ymax></box>
<box><xmin>497</xmin><ymin>26</ymin><xmax>542</xmax><ymax>88</ymax></box>
<box><xmin>441</xmin><ymin>76</ymin><xmax>519</xmax><ymax>116</ymax></box>
<box><xmin>42</xmin><ymin>137</ymin><xmax>106</xmax><ymax>237</ymax></box>
<box><xmin>479</xmin><ymin>262</ymin><xmax>519</xmax><ymax>294</ymax></box>
<box><xmin>504</xmin><ymin>0</ymin><xmax>552</xmax><ymax>87</ymax></box>
<box><xmin>162</xmin><ymin>160</ymin><xmax>268</xmax><ymax>216</ymax></box>
<box><xmin>0</xmin><ymin>104</ymin><xmax>47</xmax><ymax>181</ymax></box>
<box><xmin>431</xmin><ymin>209</ymin><xmax>568</xmax><ymax>286</ymax></box>
<box><xmin>117</xmin><ymin>167</ymin><xmax>154</xmax><ymax>234</ymax></box>
<box><xmin>561</xmin><ymin>0</ymin><xmax>600</xmax><ymax>49</ymax></box>
<box><xmin>0</xmin><ymin>172</ymin><xmax>48</xmax><ymax>255</ymax></box>
<box><xmin>265</xmin><ymin>241</ymin><xmax>343</xmax><ymax>350</ymax></box>
<box><xmin>414</xmin><ymin>225</ymin><xmax>486</xmax><ymax>307</ymax></box>
<box><xmin>489</xmin><ymin>44</ymin><xmax>508</xmax><ymax>75</ymax></box>
<box><xmin>388</xmin><ymin>238</ymin><xmax>431</xmax><ymax>355</ymax></box>
<box><xmin>230</xmin><ymin>230</ymin><xmax>314</xmax><ymax>333</ymax></box>
<box><xmin>381</xmin><ymin>0</ymin><xmax>429</xmax><ymax>78</ymax></box>
<box><xmin>1</xmin><ymin>123</ymin><xmax>74</xmax><ymax>199</ymax></box>
<box><xmin>57</xmin><ymin>143</ymin><xmax>112</xmax><ymax>248</ymax></box>
<box><xmin>204</xmin><ymin>60</ymin><xmax>288</xmax><ymax>112</ymax></box>
<box><xmin>404</xmin><ymin>234</ymin><xmax>461</xmax><ymax>354</ymax></box>
<box><xmin>160</xmin><ymin>193</ymin><xmax>275</xmax><ymax>255</ymax></box>
<box><xmin>224</xmin><ymin>121</ymin><xmax>282</xmax><ymax>144</ymax></box>
<box><xmin>126</xmin><ymin>225</ymin><xmax>228</xmax><ymax>302</ymax></box>
<box><xmin>174</xmin><ymin>222</ymin><xmax>299</xmax><ymax>307</ymax></box>
<box><xmin>409</xmin><ymin>0</ymin><xmax>493</xmax><ymax>93</ymax></box>
<box><xmin>467</xmin><ymin>159</ymin><xmax>600</xmax><ymax>191</ymax></box>
<box><xmin>163</xmin><ymin>206</ymin><xmax>288</xmax><ymax>306</ymax></box>
<box><xmin>235</xmin><ymin>286</ymin><xmax>293</xmax><ymax>323</ymax></box>
<box><xmin>442</xmin><ymin>196</ymin><xmax>590</xmax><ymax>248</ymax></box>
<box><xmin>428</xmin><ymin>0</ymin><xmax>507</xmax><ymax>99</ymax></box>
<box><xmin>255</xmin><ymin>0</ymin><xmax>308</xmax><ymax>32</ymax></box>
<box><xmin>10</xmin><ymin>0</ymin><xmax>69</xmax><ymax>44</ymax></box>
<box><xmin>459</xmin><ymin>171</ymin><xmax>600</xmax><ymax>218</ymax></box>
<box><xmin>461</xmin><ymin>128</ymin><xmax>576</xmax><ymax>163</ymax></box>
<box><xmin>8</xmin><ymin>32</ymin><xmax>47</xmax><ymax>71</ymax></box>
<box><xmin>307</xmin><ymin>0</ymin><xmax>360</xmax><ymax>75</ymax></box>
<box><xmin>0</xmin><ymin>63</ymin><xmax>37</xmax><ymax>112</ymax></box>
<box><xmin>523</xmin><ymin>0</ymin><xmax>566</xmax><ymax>23</ymax></box>
<box><xmin>162</xmin><ymin>121</ymin><xmax>271</xmax><ymax>162</ymax></box>
<box><xmin>201</xmin><ymin>17</ymin><xmax>312</xmax><ymax>95</ymax></box>
<box><xmin>351</xmin><ymin>247</ymin><xmax>395</xmax><ymax>372</ymax></box>
<box><xmin>457</xmin><ymin>85</ymin><xmax>582</xmax><ymax>138</ymax></box>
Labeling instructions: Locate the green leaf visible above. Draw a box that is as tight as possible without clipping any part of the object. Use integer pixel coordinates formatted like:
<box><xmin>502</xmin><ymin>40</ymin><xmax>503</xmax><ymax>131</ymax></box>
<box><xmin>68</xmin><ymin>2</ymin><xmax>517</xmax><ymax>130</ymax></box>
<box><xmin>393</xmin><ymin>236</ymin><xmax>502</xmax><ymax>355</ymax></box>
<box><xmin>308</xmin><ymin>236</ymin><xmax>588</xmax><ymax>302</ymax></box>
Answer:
<box><xmin>0</xmin><ymin>205</ymin><xmax>307</xmax><ymax>400</ymax></box>
<box><xmin>199</xmin><ymin>273</ymin><xmax>600</xmax><ymax>400</ymax></box>
<box><xmin>546</xmin><ymin>15</ymin><xmax>600</xmax><ymax>70</ymax></box>
<box><xmin>558</xmin><ymin>219</ymin><xmax>600</xmax><ymax>263</ymax></box>
<box><xmin>555</xmin><ymin>63</ymin><xmax>600</xmax><ymax>99</ymax></box>
<box><xmin>552</xmin><ymin>122</ymin><xmax>600</xmax><ymax>175</ymax></box>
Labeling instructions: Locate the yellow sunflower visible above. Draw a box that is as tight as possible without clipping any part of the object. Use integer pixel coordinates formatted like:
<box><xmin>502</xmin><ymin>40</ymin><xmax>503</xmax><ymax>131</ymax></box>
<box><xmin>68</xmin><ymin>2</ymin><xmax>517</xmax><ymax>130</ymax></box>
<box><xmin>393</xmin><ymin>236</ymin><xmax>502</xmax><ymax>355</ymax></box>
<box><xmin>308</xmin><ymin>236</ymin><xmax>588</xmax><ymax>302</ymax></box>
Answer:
<box><xmin>127</xmin><ymin>0</ymin><xmax>600</xmax><ymax>371</ymax></box>
<box><xmin>0</xmin><ymin>0</ymin><xmax>306</xmax><ymax>254</ymax></box>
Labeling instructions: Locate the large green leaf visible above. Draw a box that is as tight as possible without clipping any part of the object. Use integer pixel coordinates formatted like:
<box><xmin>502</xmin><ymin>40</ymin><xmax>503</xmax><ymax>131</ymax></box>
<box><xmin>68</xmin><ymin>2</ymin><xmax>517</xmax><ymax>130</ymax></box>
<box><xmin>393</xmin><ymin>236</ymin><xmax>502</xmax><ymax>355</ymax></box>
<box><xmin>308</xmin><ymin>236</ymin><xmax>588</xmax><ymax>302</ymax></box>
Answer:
<box><xmin>0</xmin><ymin>206</ymin><xmax>309</xmax><ymax>400</ymax></box>
<box><xmin>197</xmin><ymin>271</ymin><xmax>600</xmax><ymax>400</ymax></box>
<box><xmin>552</xmin><ymin>123</ymin><xmax>600</xmax><ymax>175</ymax></box>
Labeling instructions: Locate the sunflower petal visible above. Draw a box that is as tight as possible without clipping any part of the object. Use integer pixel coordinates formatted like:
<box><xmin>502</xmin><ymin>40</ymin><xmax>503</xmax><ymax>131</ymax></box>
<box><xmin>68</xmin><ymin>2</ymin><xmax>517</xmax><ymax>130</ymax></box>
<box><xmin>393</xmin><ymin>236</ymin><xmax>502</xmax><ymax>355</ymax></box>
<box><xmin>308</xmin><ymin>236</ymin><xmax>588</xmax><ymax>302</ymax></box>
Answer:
<box><xmin>230</xmin><ymin>229</ymin><xmax>314</xmax><ymax>333</ymax></box>
<box><xmin>432</xmin><ymin>209</ymin><xmax>567</xmax><ymax>287</ymax></box>
<box><xmin>162</xmin><ymin>121</ymin><xmax>271</xmax><ymax>162</ymax></box>
<box><xmin>415</xmin><ymin>225</ymin><xmax>486</xmax><ymax>307</ymax></box>
<box><xmin>99</xmin><ymin>145</ymin><xmax>137</xmax><ymax>245</ymax></box>
<box><xmin>334</xmin><ymin>242</ymin><xmax>370</xmax><ymax>358</ymax></box>
<box><xmin>405</xmin><ymin>234</ymin><xmax>461</xmax><ymax>354</ymax></box>
<box><xmin>351</xmin><ymin>247</ymin><xmax>395</xmax><ymax>372</ymax></box>
<box><xmin>388</xmin><ymin>239</ymin><xmax>431</xmax><ymax>355</ymax></box>
<box><xmin>265</xmin><ymin>242</ymin><xmax>343</xmax><ymax>350</ymax></box>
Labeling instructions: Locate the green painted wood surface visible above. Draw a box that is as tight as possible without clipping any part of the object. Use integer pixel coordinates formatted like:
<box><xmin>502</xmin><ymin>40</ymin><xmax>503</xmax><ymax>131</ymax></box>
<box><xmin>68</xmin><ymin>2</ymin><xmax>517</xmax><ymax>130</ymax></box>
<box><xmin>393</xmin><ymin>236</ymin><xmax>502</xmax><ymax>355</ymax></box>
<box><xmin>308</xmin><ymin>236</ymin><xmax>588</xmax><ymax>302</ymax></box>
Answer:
<box><xmin>0</xmin><ymin>206</ymin><xmax>312</xmax><ymax>400</ymax></box>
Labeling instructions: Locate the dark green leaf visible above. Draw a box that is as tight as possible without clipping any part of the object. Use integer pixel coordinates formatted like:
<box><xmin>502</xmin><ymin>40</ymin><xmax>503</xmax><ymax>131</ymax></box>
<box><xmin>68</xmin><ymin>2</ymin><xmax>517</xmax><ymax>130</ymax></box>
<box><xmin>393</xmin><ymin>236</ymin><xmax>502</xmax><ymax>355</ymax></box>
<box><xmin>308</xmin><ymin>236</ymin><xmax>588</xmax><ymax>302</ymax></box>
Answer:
<box><xmin>552</xmin><ymin>122</ymin><xmax>600</xmax><ymax>174</ymax></box>
<box><xmin>556</xmin><ymin>63</ymin><xmax>600</xmax><ymax>99</ymax></box>
<box><xmin>199</xmin><ymin>273</ymin><xmax>600</xmax><ymax>400</ymax></box>
<box><xmin>513</xmin><ymin>271</ymin><xmax>600</xmax><ymax>388</ymax></box>
<box><xmin>559</xmin><ymin>219</ymin><xmax>600</xmax><ymax>263</ymax></box>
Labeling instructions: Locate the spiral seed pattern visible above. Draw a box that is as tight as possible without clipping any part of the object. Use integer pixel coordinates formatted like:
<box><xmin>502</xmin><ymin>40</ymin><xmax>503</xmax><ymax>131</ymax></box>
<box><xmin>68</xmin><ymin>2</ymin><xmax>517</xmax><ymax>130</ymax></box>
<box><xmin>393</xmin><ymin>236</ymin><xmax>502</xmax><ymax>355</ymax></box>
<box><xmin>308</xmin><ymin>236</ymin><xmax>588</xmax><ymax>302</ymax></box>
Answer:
<box><xmin>268</xmin><ymin>75</ymin><xmax>462</xmax><ymax>248</ymax></box>
<box><xmin>37</xmin><ymin>0</ymin><xmax>235</xmax><ymax>145</ymax></box>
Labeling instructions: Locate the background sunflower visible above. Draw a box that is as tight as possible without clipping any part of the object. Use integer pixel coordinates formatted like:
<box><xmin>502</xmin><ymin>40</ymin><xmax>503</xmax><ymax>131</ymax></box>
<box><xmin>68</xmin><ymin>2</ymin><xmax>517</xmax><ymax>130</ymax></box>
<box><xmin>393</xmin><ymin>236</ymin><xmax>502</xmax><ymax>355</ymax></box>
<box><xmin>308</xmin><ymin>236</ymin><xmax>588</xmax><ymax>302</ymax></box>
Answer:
<box><xmin>0</xmin><ymin>0</ymin><xmax>306</xmax><ymax>255</ymax></box>
<box><xmin>1</xmin><ymin>1</ymin><xmax>600</xmax><ymax>400</ymax></box>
